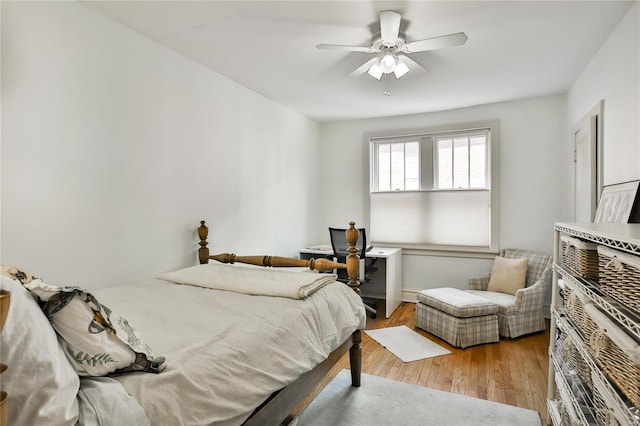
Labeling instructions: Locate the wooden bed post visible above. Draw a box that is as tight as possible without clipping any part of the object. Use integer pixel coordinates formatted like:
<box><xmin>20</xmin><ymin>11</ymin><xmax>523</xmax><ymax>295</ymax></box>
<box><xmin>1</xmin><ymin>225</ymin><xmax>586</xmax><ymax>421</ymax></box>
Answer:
<box><xmin>344</xmin><ymin>222</ymin><xmax>360</xmax><ymax>295</ymax></box>
<box><xmin>344</xmin><ymin>221</ymin><xmax>362</xmax><ymax>387</ymax></box>
<box><xmin>350</xmin><ymin>329</ymin><xmax>362</xmax><ymax>387</ymax></box>
<box><xmin>197</xmin><ymin>220</ymin><xmax>209</xmax><ymax>265</ymax></box>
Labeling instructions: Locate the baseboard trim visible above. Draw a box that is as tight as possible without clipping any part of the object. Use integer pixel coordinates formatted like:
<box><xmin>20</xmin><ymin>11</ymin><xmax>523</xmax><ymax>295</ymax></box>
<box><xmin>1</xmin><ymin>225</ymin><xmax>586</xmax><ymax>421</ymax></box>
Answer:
<box><xmin>402</xmin><ymin>288</ymin><xmax>421</xmax><ymax>303</ymax></box>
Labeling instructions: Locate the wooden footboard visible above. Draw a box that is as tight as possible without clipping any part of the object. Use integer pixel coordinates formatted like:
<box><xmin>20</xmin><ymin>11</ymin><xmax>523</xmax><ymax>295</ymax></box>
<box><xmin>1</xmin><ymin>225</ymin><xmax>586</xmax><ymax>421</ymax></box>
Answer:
<box><xmin>197</xmin><ymin>220</ymin><xmax>363</xmax><ymax>424</ymax></box>
<box><xmin>197</xmin><ymin>220</ymin><xmax>363</xmax><ymax>296</ymax></box>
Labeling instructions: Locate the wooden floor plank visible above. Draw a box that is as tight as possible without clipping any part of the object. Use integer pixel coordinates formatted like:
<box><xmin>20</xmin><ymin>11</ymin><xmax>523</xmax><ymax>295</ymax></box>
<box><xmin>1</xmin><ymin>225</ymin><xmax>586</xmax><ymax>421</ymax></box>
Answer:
<box><xmin>300</xmin><ymin>302</ymin><xmax>549</xmax><ymax>421</ymax></box>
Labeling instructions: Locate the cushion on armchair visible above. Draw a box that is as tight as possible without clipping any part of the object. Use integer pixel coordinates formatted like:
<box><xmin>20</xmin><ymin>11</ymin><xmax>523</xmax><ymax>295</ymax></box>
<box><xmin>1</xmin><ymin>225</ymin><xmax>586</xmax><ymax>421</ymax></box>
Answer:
<box><xmin>486</xmin><ymin>256</ymin><xmax>528</xmax><ymax>295</ymax></box>
<box><xmin>467</xmin><ymin>249</ymin><xmax>552</xmax><ymax>338</ymax></box>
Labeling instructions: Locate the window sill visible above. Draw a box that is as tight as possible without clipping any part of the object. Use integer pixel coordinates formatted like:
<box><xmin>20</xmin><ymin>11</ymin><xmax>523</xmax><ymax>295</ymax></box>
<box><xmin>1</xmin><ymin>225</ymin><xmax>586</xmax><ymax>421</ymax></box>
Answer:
<box><xmin>371</xmin><ymin>188</ymin><xmax>490</xmax><ymax>194</ymax></box>
<box><xmin>372</xmin><ymin>243</ymin><xmax>499</xmax><ymax>259</ymax></box>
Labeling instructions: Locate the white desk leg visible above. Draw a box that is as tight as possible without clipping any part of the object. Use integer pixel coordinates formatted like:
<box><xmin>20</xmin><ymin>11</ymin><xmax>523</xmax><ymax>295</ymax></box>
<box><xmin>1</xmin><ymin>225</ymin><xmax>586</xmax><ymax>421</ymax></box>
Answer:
<box><xmin>385</xmin><ymin>251</ymin><xmax>403</xmax><ymax>318</ymax></box>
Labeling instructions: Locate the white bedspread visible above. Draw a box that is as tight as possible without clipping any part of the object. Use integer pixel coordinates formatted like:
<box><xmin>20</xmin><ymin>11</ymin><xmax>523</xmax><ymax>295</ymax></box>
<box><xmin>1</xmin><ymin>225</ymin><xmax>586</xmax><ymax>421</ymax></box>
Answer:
<box><xmin>93</xmin><ymin>277</ymin><xmax>366</xmax><ymax>426</ymax></box>
<box><xmin>156</xmin><ymin>263</ymin><xmax>338</xmax><ymax>299</ymax></box>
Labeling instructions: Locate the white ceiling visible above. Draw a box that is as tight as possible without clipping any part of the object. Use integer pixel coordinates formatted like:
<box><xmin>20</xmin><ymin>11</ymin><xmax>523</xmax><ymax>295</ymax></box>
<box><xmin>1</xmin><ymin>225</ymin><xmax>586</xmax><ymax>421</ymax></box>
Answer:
<box><xmin>84</xmin><ymin>1</ymin><xmax>634</xmax><ymax>122</ymax></box>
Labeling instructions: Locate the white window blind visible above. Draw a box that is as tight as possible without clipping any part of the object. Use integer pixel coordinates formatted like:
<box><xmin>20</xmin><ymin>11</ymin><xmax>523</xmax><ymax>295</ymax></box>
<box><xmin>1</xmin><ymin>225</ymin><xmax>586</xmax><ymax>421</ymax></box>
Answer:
<box><xmin>370</xmin><ymin>191</ymin><xmax>491</xmax><ymax>246</ymax></box>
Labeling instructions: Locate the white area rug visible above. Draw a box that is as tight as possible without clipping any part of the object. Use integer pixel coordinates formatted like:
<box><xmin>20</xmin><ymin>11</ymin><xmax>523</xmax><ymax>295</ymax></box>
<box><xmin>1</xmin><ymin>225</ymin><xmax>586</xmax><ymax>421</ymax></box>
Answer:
<box><xmin>364</xmin><ymin>325</ymin><xmax>451</xmax><ymax>362</ymax></box>
<box><xmin>298</xmin><ymin>370</ymin><xmax>542</xmax><ymax>426</ymax></box>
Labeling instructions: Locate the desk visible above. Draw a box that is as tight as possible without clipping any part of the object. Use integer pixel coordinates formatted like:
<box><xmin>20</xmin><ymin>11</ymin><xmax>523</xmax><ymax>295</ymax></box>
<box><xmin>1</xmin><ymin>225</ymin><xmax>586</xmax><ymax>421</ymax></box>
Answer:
<box><xmin>299</xmin><ymin>247</ymin><xmax>402</xmax><ymax>318</ymax></box>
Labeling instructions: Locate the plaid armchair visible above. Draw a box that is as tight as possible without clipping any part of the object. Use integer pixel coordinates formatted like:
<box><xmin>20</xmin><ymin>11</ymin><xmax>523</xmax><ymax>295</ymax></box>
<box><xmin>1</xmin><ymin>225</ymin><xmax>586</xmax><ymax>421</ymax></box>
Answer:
<box><xmin>467</xmin><ymin>249</ymin><xmax>553</xmax><ymax>338</ymax></box>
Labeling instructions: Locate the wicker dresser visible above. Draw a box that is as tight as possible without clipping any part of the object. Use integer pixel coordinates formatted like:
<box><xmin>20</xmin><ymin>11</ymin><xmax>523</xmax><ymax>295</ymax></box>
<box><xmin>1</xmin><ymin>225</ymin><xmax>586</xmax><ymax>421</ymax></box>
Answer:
<box><xmin>547</xmin><ymin>222</ymin><xmax>640</xmax><ymax>426</ymax></box>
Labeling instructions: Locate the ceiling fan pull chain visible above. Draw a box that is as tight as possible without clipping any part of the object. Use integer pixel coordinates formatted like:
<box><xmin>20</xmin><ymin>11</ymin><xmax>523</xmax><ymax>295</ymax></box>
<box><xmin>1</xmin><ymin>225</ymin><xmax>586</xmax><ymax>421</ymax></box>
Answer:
<box><xmin>384</xmin><ymin>73</ymin><xmax>391</xmax><ymax>96</ymax></box>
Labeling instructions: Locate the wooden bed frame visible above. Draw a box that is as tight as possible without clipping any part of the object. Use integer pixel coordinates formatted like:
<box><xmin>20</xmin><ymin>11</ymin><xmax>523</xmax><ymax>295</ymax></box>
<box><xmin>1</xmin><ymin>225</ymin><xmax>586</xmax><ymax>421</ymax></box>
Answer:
<box><xmin>197</xmin><ymin>220</ymin><xmax>363</xmax><ymax>425</ymax></box>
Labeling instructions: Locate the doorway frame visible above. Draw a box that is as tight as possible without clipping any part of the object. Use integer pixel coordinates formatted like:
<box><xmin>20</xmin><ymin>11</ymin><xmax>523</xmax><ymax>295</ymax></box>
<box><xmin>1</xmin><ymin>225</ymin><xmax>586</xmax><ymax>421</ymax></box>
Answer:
<box><xmin>571</xmin><ymin>100</ymin><xmax>604</xmax><ymax>221</ymax></box>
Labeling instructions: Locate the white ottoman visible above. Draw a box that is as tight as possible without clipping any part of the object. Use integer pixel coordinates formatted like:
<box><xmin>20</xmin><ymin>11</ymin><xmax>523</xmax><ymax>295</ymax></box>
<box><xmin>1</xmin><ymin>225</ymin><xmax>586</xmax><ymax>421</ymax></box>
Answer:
<box><xmin>416</xmin><ymin>288</ymin><xmax>499</xmax><ymax>348</ymax></box>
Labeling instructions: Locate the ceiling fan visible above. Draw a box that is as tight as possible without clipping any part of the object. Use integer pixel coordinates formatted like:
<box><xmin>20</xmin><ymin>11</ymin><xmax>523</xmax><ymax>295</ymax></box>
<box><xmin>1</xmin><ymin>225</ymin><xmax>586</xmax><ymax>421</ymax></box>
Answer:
<box><xmin>317</xmin><ymin>10</ymin><xmax>468</xmax><ymax>81</ymax></box>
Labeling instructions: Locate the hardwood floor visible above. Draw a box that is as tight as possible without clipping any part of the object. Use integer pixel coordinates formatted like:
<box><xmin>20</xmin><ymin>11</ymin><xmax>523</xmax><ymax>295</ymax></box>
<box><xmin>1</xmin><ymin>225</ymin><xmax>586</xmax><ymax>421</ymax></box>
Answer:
<box><xmin>303</xmin><ymin>301</ymin><xmax>550</xmax><ymax>422</ymax></box>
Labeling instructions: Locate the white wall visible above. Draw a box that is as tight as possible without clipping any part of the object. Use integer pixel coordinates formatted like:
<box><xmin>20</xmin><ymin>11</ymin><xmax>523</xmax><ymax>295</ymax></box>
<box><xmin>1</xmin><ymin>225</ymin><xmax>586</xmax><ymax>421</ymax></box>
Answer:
<box><xmin>319</xmin><ymin>95</ymin><xmax>567</xmax><ymax>293</ymax></box>
<box><xmin>567</xmin><ymin>2</ymin><xmax>640</xmax><ymax>187</ymax></box>
<box><xmin>1</xmin><ymin>2</ymin><xmax>322</xmax><ymax>289</ymax></box>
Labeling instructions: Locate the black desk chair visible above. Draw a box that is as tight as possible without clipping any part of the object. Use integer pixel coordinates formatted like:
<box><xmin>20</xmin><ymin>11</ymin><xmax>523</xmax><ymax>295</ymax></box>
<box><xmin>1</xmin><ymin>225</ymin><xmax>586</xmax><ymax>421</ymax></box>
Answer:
<box><xmin>328</xmin><ymin>227</ymin><xmax>378</xmax><ymax>318</ymax></box>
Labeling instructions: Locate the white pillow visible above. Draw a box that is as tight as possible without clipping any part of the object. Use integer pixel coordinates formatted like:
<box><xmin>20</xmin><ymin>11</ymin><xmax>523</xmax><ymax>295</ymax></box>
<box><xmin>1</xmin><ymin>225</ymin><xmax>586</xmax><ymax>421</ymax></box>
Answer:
<box><xmin>24</xmin><ymin>280</ymin><xmax>165</xmax><ymax>376</ymax></box>
<box><xmin>487</xmin><ymin>256</ymin><xmax>529</xmax><ymax>295</ymax></box>
<box><xmin>0</xmin><ymin>275</ymin><xmax>80</xmax><ymax>425</ymax></box>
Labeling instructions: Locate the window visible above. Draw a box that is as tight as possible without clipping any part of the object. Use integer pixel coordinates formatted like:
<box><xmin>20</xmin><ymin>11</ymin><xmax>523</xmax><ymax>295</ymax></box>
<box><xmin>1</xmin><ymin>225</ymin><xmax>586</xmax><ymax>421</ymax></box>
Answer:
<box><xmin>435</xmin><ymin>133</ymin><xmax>487</xmax><ymax>189</ymax></box>
<box><xmin>375</xmin><ymin>141</ymin><xmax>419</xmax><ymax>191</ymax></box>
<box><xmin>369</xmin><ymin>121</ymin><xmax>499</xmax><ymax>254</ymax></box>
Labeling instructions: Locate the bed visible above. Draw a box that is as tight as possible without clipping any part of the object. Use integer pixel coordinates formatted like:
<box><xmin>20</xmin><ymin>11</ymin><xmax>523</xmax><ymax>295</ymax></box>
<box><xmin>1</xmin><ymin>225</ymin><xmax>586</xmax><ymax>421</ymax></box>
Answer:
<box><xmin>0</xmin><ymin>221</ymin><xmax>366</xmax><ymax>426</ymax></box>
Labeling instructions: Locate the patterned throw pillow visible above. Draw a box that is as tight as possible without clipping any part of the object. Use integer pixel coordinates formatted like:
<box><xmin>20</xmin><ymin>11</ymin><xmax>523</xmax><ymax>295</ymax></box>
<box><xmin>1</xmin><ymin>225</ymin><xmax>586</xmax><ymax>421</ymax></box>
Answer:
<box><xmin>24</xmin><ymin>278</ymin><xmax>165</xmax><ymax>376</ymax></box>
<box><xmin>1</xmin><ymin>264</ymin><xmax>36</xmax><ymax>285</ymax></box>
<box><xmin>0</xmin><ymin>274</ymin><xmax>80</xmax><ymax>425</ymax></box>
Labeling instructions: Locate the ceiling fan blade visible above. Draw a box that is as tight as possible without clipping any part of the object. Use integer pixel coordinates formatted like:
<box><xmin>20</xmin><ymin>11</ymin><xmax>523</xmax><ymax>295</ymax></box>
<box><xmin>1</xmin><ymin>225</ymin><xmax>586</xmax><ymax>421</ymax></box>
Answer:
<box><xmin>350</xmin><ymin>57</ymin><xmax>380</xmax><ymax>77</ymax></box>
<box><xmin>379</xmin><ymin>10</ymin><xmax>401</xmax><ymax>45</ymax></box>
<box><xmin>403</xmin><ymin>32</ymin><xmax>468</xmax><ymax>53</ymax></box>
<box><xmin>397</xmin><ymin>54</ymin><xmax>430</xmax><ymax>75</ymax></box>
<box><xmin>316</xmin><ymin>43</ymin><xmax>373</xmax><ymax>53</ymax></box>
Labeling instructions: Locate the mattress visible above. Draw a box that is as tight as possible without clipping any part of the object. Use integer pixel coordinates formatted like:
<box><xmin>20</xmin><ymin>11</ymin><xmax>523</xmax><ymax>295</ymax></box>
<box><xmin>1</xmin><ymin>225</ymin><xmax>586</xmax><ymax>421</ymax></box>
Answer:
<box><xmin>94</xmin><ymin>277</ymin><xmax>366</xmax><ymax>425</ymax></box>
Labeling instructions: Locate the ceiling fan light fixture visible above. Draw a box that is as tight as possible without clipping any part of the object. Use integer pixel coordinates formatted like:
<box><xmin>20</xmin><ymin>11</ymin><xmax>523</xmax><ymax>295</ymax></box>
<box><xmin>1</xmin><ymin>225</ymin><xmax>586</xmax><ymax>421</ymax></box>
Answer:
<box><xmin>367</xmin><ymin>62</ymin><xmax>383</xmax><ymax>80</ymax></box>
<box><xmin>393</xmin><ymin>59</ymin><xmax>409</xmax><ymax>79</ymax></box>
<box><xmin>379</xmin><ymin>52</ymin><xmax>396</xmax><ymax>74</ymax></box>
